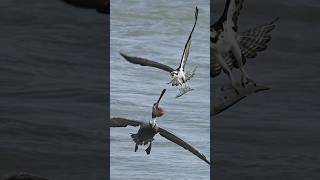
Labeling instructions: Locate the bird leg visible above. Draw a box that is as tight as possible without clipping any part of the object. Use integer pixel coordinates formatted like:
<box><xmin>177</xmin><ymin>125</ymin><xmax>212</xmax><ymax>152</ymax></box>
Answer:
<box><xmin>145</xmin><ymin>141</ymin><xmax>152</xmax><ymax>155</ymax></box>
<box><xmin>168</xmin><ymin>76</ymin><xmax>180</xmax><ymax>86</ymax></box>
<box><xmin>240</xmin><ymin>68</ymin><xmax>256</xmax><ymax>87</ymax></box>
<box><xmin>216</xmin><ymin>53</ymin><xmax>240</xmax><ymax>94</ymax></box>
<box><xmin>231</xmin><ymin>45</ymin><xmax>256</xmax><ymax>88</ymax></box>
<box><xmin>134</xmin><ymin>143</ymin><xmax>138</xmax><ymax>152</ymax></box>
<box><xmin>167</xmin><ymin>78</ymin><xmax>174</xmax><ymax>84</ymax></box>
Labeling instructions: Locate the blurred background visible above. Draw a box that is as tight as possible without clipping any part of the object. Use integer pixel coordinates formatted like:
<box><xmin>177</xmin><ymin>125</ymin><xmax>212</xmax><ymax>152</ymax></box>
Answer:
<box><xmin>0</xmin><ymin>1</ymin><xmax>107</xmax><ymax>179</ymax></box>
<box><xmin>212</xmin><ymin>0</ymin><xmax>320</xmax><ymax>179</ymax></box>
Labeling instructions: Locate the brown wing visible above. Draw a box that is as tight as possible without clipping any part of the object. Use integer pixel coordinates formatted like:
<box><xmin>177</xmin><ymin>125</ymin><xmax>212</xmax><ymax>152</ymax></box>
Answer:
<box><xmin>157</xmin><ymin>127</ymin><xmax>210</xmax><ymax>164</ymax></box>
<box><xmin>110</xmin><ymin>117</ymin><xmax>142</xmax><ymax>127</ymax></box>
<box><xmin>120</xmin><ymin>53</ymin><xmax>174</xmax><ymax>73</ymax></box>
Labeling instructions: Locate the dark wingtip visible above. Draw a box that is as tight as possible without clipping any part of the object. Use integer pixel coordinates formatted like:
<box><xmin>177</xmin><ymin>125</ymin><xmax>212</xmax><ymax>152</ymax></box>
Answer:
<box><xmin>119</xmin><ymin>51</ymin><xmax>125</xmax><ymax>57</ymax></box>
<box><xmin>205</xmin><ymin>159</ymin><xmax>211</xmax><ymax>165</ymax></box>
<box><xmin>119</xmin><ymin>52</ymin><xmax>129</xmax><ymax>59</ymax></box>
<box><xmin>195</xmin><ymin>6</ymin><xmax>199</xmax><ymax>17</ymax></box>
<box><xmin>201</xmin><ymin>153</ymin><xmax>211</xmax><ymax>165</ymax></box>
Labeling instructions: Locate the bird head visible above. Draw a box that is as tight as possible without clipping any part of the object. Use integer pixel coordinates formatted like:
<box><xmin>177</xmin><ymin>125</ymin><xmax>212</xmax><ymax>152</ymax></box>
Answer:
<box><xmin>152</xmin><ymin>89</ymin><xmax>166</xmax><ymax>118</ymax></box>
<box><xmin>170</xmin><ymin>71</ymin><xmax>178</xmax><ymax>77</ymax></box>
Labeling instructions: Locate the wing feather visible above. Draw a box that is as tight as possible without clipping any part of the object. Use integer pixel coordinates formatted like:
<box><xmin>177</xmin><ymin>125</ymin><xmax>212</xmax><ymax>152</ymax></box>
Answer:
<box><xmin>231</xmin><ymin>0</ymin><xmax>244</xmax><ymax>31</ymax></box>
<box><xmin>221</xmin><ymin>0</ymin><xmax>244</xmax><ymax>31</ymax></box>
<box><xmin>110</xmin><ymin>117</ymin><xmax>142</xmax><ymax>127</ymax></box>
<box><xmin>157</xmin><ymin>127</ymin><xmax>210</xmax><ymax>164</ymax></box>
<box><xmin>211</xmin><ymin>17</ymin><xmax>279</xmax><ymax>78</ymax></box>
<box><xmin>238</xmin><ymin>17</ymin><xmax>279</xmax><ymax>58</ymax></box>
<box><xmin>120</xmin><ymin>53</ymin><xmax>174</xmax><ymax>73</ymax></box>
<box><xmin>178</xmin><ymin>6</ymin><xmax>198</xmax><ymax>71</ymax></box>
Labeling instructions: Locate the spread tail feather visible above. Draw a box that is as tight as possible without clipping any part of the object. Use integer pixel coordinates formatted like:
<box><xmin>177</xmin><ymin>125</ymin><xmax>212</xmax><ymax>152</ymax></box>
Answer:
<box><xmin>130</xmin><ymin>133</ymin><xmax>139</xmax><ymax>144</ymax></box>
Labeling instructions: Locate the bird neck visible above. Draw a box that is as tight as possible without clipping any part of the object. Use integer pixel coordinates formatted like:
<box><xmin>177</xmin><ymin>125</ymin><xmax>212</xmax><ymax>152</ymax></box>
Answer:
<box><xmin>149</xmin><ymin>118</ymin><xmax>157</xmax><ymax>127</ymax></box>
<box><xmin>152</xmin><ymin>111</ymin><xmax>156</xmax><ymax>118</ymax></box>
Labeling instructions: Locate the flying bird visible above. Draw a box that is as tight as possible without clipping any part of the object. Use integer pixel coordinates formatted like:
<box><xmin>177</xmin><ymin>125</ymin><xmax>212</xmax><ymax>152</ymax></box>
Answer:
<box><xmin>120</xmin><ymin>6</ymin><xmax>199</xmax><ymax>97</ymax></box>
<box><xmin>211</xmin><ymin>0</ymin><xmax>278</xmax><ymax>93</ymax></box>
<box><xmin>110</xmin><ymin>89</ymin><xmax>210</xmax><ymax>164</ymax></box>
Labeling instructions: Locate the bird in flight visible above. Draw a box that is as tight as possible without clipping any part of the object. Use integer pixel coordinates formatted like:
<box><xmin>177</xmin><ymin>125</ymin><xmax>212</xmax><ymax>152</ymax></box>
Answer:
<box><xmin>110</xmin><ymin>89</ymin><xmax>210</xmax><ymax>164</ymax></box>
<box><xmin>120</xmin><ymin>6</ymin><xmax>199</xmax><ymax>98</ymax></box>
<box><xmin>211</xmin><ymin>0</ymin><xmax>278</xmax><ymax>93</ymax></box>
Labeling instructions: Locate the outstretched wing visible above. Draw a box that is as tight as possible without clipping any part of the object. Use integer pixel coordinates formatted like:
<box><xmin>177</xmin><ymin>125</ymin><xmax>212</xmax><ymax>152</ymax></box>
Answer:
<box><xmin>110</xmin><ymin>117</ymin><xmax>142</xmax><ymax>127</ymax></box>
<box><xmin>178</xmin><ymin>6</ymin><xmax>198</xmax><ymax>71</ymax></box>
<box><xmin>120</xmin><ymin>53</ymin><xmax>174</xmax><ymax>73</ymax></box>
<box><xmin>157</xmin><ymin>127</ymin><xmax>210</xmax><ymax>164</ymax></box>
<box><xmin>211</xmin><ymin>17</ymin><xmax>279</xmax><ymax>78</ymax></box>
<box><xmin>238</xmin><ymin>17</ymin><xmax>279</xmax><ymax>58</ymax></box>
<box><xmin>215</xmin><ymin>0</ymin><xmax>244</xmax><ymax>31</ymax></box>
<box><xmin>230</xmin><ymin>0</ymin><xmax>244</xmax><ymax>32</ymax></box>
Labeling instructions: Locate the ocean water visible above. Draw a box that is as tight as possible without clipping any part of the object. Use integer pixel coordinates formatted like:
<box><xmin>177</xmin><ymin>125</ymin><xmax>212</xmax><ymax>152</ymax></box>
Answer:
<box><xmin>0</xmin><ymin>1</ymin><xmax>107</xmax><ymax>179</ymax></box>
<box><xmin>110</xmin><ymin>0</ymin><xmax>210</xmax><ymax>179</ymax></box>
<box><xmin>212</xmin><ymin>0</ymin><xmax>320</xmax><ymax>179</ymax></box>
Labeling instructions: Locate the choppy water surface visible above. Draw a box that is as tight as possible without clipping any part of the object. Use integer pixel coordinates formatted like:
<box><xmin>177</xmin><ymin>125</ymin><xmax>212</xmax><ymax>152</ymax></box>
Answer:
<box><xmin>212</xmin><ymin>0</ymin><xmax>320</xmax><ymax>179</ymax></box>
<box><xmin>110</xmin><ymin>0</ymin><xmax>210</xmax><ymax>179</ymax></box>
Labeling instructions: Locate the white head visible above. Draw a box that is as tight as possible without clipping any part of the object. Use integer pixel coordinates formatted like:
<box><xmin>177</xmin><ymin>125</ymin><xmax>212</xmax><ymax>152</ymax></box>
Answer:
<box><xmin>149</xmin><ymin>118</ymin><xmax>157</xmax><ymax>129</ymax></box>
<box><xmin>170</xmin><ymin>71</ymin><xmax>178</xmax><ymax>78</ymax></box>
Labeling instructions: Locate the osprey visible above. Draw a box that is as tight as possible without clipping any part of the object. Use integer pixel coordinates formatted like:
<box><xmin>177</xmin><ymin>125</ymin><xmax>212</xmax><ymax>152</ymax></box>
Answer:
<box><xmin>120</xmin><ymin>6</ymin><xmax>199</xmax><ymax>97</ymax></box>
<box><xmin>110</xmin><ymin>89</ymin><xmax>210</xmax><ymax>164</ymax></box>
<box><xmin>211</xmin><ymin>0</ymin><xmax>279</xmax><ymax>93</ymax></box>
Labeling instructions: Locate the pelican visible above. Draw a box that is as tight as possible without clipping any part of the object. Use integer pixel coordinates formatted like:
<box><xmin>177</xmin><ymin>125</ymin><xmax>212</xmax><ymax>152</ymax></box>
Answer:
<box><xmin>110</xmin><ymin>89</ymin><xmax>210</xmax><ymax>164</ymax></box>
<box><xmin>211</xmin><ymin>0</ymin><xmax>278</xmax><ymax>93</ymax></box>
<box><xmin>120</xmin><ymin>6</ymin><xmax>199</xmax><ymax>98</ymax></box>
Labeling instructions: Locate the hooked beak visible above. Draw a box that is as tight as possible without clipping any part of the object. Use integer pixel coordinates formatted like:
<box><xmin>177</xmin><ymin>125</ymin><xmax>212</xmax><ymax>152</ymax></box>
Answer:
<box><xmin>155</xmin><ymin>89</ymin><xmax>166</xmax><ymax>107</ymax></box>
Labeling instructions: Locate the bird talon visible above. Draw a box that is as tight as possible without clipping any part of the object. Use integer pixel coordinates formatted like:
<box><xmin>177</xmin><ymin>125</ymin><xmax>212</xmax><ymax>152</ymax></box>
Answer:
<box><xmin>145</xmin><ymin>145</ymin><xmax>151</xmax><ymax>155</ymax></box>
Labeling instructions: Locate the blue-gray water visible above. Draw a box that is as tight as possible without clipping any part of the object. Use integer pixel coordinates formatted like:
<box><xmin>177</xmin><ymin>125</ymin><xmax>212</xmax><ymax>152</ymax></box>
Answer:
<box><xmin>0</xmin><ymin>1</ymin><xmax>107</xmax><ymax>179</ymax></box>
<box><xmin>212</xmin><ymin>0</ymin><xmax>320</xmax><ymax>179</ymax></box>
<box><xmin>110</xmin><ymin>0</ymin><xmax>210</xmax><ymax>179</ymax></box>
